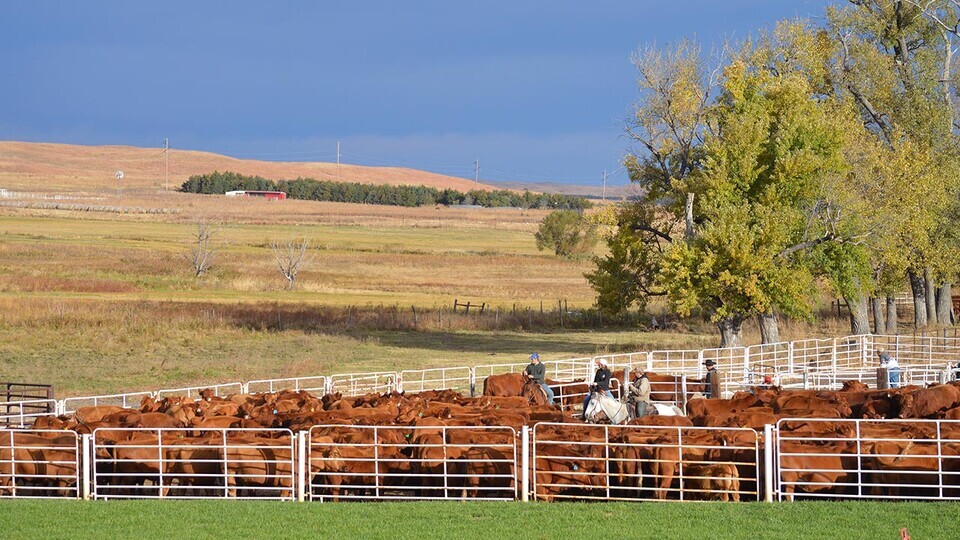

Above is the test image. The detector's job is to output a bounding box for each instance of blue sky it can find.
[1,1,833,187]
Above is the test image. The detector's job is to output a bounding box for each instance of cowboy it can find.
[581,359,614,418]
[703,359,720,398]
[877,348,901,389]
[524,353,555,405]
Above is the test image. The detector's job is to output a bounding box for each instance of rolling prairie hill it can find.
[0,140,497,194]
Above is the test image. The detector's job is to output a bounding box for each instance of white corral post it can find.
[763,424,774,502]
[81,433,93,500]
[297,431,307,502]
[787,341,794,374]
[521,426,530,502]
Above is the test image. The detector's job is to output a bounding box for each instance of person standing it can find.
[628,372,652,418]
[703,359,720,399]
[877,348,901,389]
[524,353,555,405]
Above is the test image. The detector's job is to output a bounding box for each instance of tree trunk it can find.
[938,282,954,326]
[844,276,870,335]
[924,267,938,324]
[717,316,745,349]
[757,312,780,344]
[885,295,898,335]
[871,297,885,335]
[909,270,928,328]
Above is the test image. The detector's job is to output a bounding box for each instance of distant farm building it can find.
[225,190,287,200]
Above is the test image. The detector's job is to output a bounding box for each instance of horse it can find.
[583,392,630,425]
[521,379,549,406]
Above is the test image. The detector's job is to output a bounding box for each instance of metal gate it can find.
[776,418,960,501]
[532,423,759,502]
[0,429,80,498]
[399,367,472,394]
[327,372,397,396]
[92,427,295,500]
[307,425,517,501]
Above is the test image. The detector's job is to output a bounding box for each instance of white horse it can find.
[649,403,684,416]
[583,393,630,424]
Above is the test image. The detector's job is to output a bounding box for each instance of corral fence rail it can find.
[775,418,960,501]
[326,372,398,396]
[44,333,960,416]
[306,424,518,501]
[398,366,472,395]
[60,391,156,415]
[531,422,759,502]
[0,429,80,498]
[245,376,327,395]
[2,383,55,427]
[91,427,295,500]
[154,382,244,400]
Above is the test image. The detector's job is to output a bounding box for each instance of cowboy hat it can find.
[876,347,886,355]
[703,359,717,367]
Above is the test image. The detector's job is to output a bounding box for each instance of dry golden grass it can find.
[0,140,497,193]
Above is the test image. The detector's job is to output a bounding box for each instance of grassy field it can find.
[0,500,954,539]
[0,166,856,395]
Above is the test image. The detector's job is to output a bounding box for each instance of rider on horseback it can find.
[524,353,555,405]
[581,359,614,419]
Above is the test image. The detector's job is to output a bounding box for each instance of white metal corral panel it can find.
[0,429,80,498]
[532,422,758,502]
[308,424,517,501]
[92,427,295,500]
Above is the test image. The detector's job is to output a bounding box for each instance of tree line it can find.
[589,2,960,347]
[180,171,592,210]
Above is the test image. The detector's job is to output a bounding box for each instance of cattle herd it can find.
[3,369,960,502]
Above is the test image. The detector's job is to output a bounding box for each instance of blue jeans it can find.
[539,382,555,404]
[888,368,901,389]
[582,390,614,411]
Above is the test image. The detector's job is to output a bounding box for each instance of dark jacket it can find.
[592,367,612,391]
[525,362,546,383]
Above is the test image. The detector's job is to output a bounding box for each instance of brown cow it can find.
[683,462,741,501]
[482,373,524,397]
[0,432,78,497]
[897,384,960,419]
[778,440,857,500]
[224,435,294,498]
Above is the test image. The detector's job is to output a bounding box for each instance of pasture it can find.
[0,500,953,539]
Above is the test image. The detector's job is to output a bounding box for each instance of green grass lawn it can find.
[0,500,955,539]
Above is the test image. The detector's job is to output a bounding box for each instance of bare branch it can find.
[271,237,311,290]
[185,220,217,277]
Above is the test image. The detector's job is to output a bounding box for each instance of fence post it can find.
[787,341,795,374]
[521,426,530,502]
[646,352,654,373]
[831,339,838,371]
[82,433,93,500]
[680,374,688,410]
[469,368,477,397]
[297,431,307,502]
[763,424,774,502]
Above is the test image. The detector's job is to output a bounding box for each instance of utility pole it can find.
[337,141,341,182]
[163,138,169,191]
[473,160,480,186]
[602,170,607,201]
